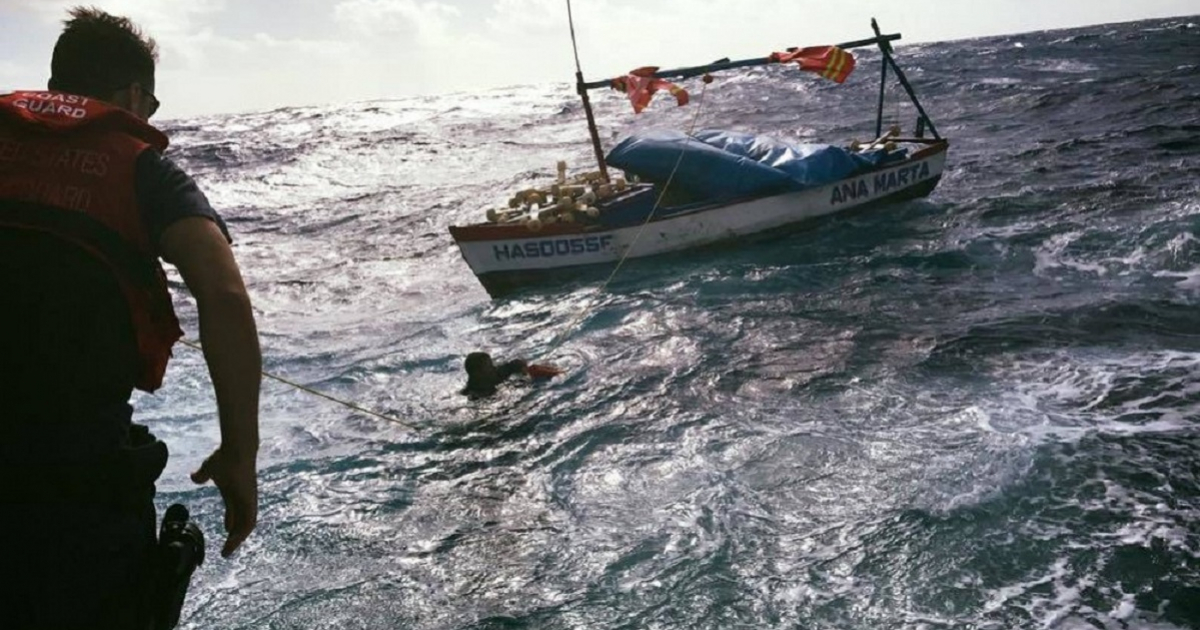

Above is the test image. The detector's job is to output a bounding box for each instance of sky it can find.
[1,0,1198,118]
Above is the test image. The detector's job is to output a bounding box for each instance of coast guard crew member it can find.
[0,7,261,628]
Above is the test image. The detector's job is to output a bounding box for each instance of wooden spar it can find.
[576,70,610,182]
[872,18,942,140]
[875,31,889,138]
[567,0,610,182]
[881,53,941,139]
[565,15,940,180]
[578,33,902,90]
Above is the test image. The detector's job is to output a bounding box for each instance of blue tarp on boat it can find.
[605,129,903,200]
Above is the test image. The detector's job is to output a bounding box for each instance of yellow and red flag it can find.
[611,66,690,114]
[769,46,856,83]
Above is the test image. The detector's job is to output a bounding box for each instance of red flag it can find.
[611,66,690,114]
[770,46,856,83]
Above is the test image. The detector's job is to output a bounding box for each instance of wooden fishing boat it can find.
[449,18,949,297]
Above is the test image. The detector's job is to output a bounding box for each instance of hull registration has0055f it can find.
[448,18,950,298]
[492,235,615,261]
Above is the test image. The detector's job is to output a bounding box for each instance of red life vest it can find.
[0,90,183,392]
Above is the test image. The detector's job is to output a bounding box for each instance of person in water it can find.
[461,352,561,396]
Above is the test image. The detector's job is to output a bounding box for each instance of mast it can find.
[562,13,941,180]
[871,18,941,140]
[566,0,610,182]
[874,30,889,138]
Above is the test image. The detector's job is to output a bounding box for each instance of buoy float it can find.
[526,363,564,379]
[486,159,626,224]
[487,208,527,223]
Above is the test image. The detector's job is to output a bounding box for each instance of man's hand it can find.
[161,216,262,559]
[192,447,258,557]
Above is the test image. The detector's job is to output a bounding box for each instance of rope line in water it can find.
[175,6,710,427]
[541,81,712,360]
[177,338,419,431]
[180,76,710,428]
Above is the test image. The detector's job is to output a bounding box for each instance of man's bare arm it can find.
[160,216,261,557]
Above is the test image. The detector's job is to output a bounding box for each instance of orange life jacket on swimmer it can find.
[0,90,182,392]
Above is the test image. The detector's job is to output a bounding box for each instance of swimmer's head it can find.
[464,352,496,377]
[463,352,501,394]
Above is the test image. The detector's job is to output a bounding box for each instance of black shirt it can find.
[137,151,231,247]
[1,150,227,432]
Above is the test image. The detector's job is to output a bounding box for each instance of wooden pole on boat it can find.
[875,34,889,139]
[576,74,610,183]
[566,0,610,182]
[872,18,942,140]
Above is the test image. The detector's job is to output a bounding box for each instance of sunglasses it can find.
[140,84,160,118]
[123,82,159,118]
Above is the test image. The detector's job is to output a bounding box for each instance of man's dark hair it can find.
[48,6,158,98]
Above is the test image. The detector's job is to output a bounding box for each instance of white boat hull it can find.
[450,142,948,296]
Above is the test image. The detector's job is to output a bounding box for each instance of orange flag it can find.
[611,66,690,113]
[769,46,856,83]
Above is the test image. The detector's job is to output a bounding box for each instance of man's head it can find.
[48,6,160,120]
[464,352,498,381]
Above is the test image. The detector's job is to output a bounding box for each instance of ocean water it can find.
[141,16,1199,629]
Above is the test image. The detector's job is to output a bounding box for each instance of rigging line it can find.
[177,338,419,431]
[566,0,584,75]
[892,77,902,132]
[541,80,711,359]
